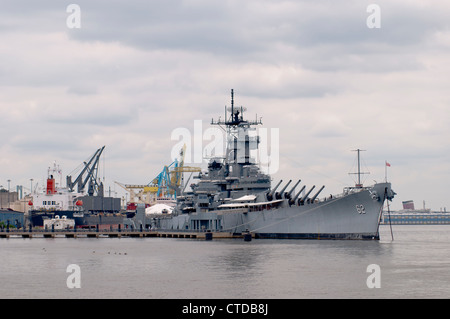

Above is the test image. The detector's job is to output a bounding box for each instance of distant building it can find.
[0,191,18,209]
[382,199,449,225]
[0,209,24,229]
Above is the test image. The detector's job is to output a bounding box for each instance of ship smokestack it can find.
[46,175,56,195]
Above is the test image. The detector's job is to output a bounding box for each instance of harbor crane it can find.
[152,144,201,198]
[66,146,105,196]
[115,145,201,206]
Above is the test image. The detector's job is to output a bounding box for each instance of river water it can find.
[0,225,449,299]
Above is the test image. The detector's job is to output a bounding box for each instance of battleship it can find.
[151,90,396,239]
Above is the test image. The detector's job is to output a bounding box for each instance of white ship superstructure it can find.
[31,162,83,212]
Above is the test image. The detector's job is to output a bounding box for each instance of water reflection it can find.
[1,226,449,298]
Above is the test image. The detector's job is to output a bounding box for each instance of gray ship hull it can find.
[151,91,396,240]
[249,185,385,240]
[154,183,392,240]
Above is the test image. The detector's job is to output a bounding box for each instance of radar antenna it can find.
[211,89,262,127]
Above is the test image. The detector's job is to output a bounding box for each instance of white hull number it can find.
[356,204,366,214]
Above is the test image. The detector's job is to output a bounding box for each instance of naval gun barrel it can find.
[285,180,301,199]
[267,180,283,201]
[276,180,292,199]
[289,185,305,205]
[299,185,316,204]
[310,185,325,203]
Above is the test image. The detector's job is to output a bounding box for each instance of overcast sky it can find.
[1,0,449,210]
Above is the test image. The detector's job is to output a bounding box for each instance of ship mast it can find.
[211,89,262,165]
[349,149,369,188]
[211,89,262,127]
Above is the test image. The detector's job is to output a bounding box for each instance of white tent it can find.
[145,204,173,215]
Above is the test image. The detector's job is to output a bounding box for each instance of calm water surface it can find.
[0,225,449,299]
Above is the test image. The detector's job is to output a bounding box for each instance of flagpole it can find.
[385,161,391,182]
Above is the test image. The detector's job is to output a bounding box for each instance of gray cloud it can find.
[1,0,450,210]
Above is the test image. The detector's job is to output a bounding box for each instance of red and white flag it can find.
[385,161,391,167]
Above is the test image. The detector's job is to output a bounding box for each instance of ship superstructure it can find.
[151,90,396,239]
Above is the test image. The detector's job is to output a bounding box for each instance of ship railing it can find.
[314,186,366,203]
[339,186,367,197]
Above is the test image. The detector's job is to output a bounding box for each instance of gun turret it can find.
[289,185,305,205]
[276,180,292,199]
[285,180,301,199]
[266,180,283,201]
[299,185,315,205]
[310,185,325,203]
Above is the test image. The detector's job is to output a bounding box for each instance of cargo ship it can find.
[150,90,396,239]
[29,147,123,229]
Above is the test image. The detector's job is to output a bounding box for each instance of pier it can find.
[0,229,253,240]
[0,229,158,239]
